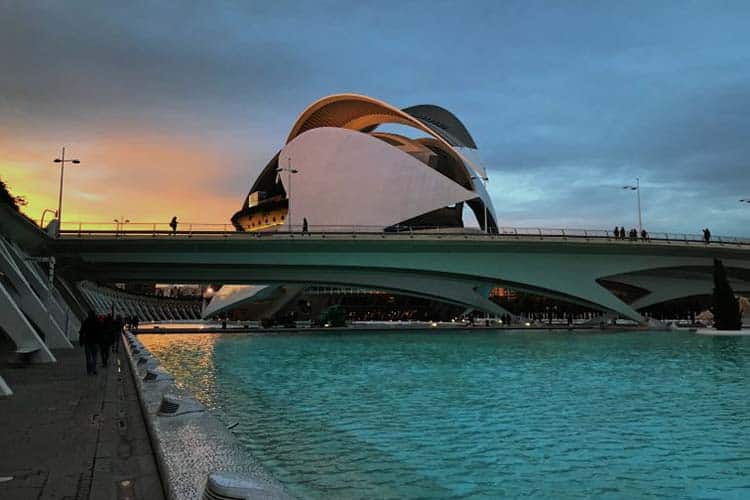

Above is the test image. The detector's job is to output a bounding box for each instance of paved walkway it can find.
[0,343,164,499]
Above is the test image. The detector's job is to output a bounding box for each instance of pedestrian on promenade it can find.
[169,216,178,235]
[79,312,100,375]
[641,229,648,241]
[613,226,620,239]
[703,227,711,243]
[112,315,124,353]
[619,226,626,240]
[302,217,309,235]
[99,314,114,367]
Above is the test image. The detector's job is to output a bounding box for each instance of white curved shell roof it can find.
[279,127,479,229]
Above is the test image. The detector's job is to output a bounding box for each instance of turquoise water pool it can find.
[141,330,750,499]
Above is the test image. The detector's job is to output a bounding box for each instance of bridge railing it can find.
[55,222,750,246]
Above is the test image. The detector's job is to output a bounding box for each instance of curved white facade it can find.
[232,93,497,233]
[279,127,478,229]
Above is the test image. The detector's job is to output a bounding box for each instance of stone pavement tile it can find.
[41,470,86,499]
[132,473,164,499]
[0,468,47,488]
[0,486,43,500]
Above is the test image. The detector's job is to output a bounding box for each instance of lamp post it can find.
[623,178,642,233]
[276,157,299,232]
[52,147,80,237]
[114,217,130,235]
[40,208,57,228]
[201,285,214,318]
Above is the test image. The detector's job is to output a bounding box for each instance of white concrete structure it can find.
[78,281,201,321]
[232,93,497,233]
[278,127,479,230]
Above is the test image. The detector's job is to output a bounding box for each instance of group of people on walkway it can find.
[78,312,126,375]
[613,226,649,241]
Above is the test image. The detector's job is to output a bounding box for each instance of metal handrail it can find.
[52,221,750,246]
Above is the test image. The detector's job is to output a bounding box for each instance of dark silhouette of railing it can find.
[54,221,750,246]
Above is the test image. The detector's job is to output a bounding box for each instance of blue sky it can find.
[2,1,749,234]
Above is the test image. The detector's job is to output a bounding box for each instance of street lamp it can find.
[201,285,215,317]
[113,217,130,235]
[471,175,490,234]
[623,178,643,232]
[52,147,80,237]
[276,157,299,232]
[40,208,57,228]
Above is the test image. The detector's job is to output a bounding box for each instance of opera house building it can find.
[231,94,497,233]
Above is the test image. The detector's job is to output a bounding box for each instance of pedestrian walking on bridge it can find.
[169,216,178,235]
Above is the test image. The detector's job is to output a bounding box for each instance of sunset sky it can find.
[2,1,750,235]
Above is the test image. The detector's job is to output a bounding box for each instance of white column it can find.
[0,375,12,397]
[0,239,72,348]
[0,282,56,362]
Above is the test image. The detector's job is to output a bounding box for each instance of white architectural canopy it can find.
[232,93,497,233]
[278,127,479,230]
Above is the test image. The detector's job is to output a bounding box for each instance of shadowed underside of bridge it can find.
[52,236,750,323]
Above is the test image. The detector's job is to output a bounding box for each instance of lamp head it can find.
[72,159,80,164]
[54,159,61,163]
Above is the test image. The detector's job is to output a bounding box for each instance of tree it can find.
[712,258,742,330]
[0,178,21,211]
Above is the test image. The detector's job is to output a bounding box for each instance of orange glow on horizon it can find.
[1,131,251,228]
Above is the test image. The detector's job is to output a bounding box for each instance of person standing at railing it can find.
[302,217,309,235]
[613,226,620,239]
[641,229,649,241]
[169,216,178,235]
[703,228,711,243]
[619,226,626,240]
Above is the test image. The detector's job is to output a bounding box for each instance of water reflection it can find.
[139,334,222,409]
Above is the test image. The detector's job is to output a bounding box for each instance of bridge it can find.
[52,224,750,323]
